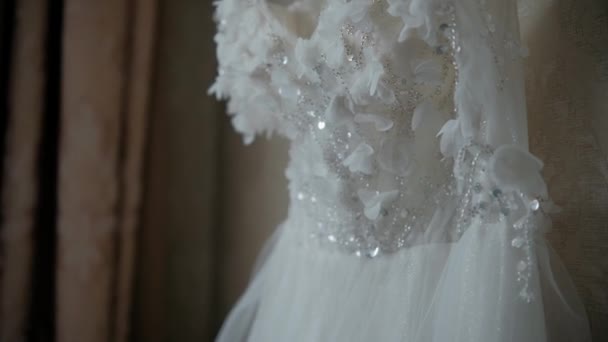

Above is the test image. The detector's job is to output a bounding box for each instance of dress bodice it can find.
[211,0,555,302]
[211,0,547,259]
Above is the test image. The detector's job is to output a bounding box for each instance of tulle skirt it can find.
[217,208,590,342]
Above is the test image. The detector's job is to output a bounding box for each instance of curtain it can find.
[0,0,156,341]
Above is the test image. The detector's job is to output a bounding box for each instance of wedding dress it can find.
[210,0,593,340]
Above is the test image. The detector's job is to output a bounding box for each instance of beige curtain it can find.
[57,0,157,341]
[1,0,156,341]
[1,0,47,340]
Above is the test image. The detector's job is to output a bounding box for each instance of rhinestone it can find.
[317,121,326,130]
[519,288,535,303]
[328,235,337,242]
[517,260,527,272]
[297,192,305,200]
[367,246,380,258]
[529,199,540,211]
[511,236,524,248]
[281,55,289,65]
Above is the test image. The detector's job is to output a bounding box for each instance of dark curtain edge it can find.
[27,0,63,341]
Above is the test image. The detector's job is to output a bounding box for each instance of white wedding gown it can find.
[210,0,593,341]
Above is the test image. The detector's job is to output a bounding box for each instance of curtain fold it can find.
[1,0,47,340]
[57,0,156,341]
[0,1,156,341]
[56,1,129,340]
[112,1,157,341]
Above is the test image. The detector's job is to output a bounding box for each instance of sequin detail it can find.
[210,0,552,302]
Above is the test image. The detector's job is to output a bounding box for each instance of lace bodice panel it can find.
[211,0,461,256]
[211,0,549,269]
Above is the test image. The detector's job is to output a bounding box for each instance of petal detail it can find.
[343,143,375,174]
[488,145,548,198]
[354,114,394,131]
[326,94,355,125]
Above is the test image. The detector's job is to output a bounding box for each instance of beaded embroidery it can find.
[211,0,551,302]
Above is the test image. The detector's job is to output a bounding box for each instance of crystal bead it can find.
[511,236,524,248]
[529,199,540,211]
[367,246,380,258]
[517,260,528,272]
[519,288,535,303]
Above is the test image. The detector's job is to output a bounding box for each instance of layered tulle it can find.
[217,208,590,342]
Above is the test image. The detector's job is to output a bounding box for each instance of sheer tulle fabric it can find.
[218,210,589,341]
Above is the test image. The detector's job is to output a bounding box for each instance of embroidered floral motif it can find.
[211,0,553,303]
